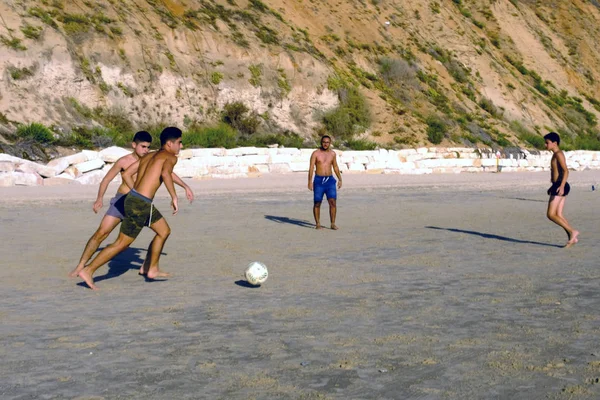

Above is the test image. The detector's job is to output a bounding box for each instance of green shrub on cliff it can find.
[323,84,371,139]
[184,123,237,148]
[16,123,56,144]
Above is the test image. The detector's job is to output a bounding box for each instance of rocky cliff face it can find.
[1,0,600,149]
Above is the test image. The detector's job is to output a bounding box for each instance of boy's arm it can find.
[557,152,569,194]
[161,156,179,214]
[93,158,125,213]
[172,172,194,203]
[308,151,316,191]
[122,160,140,190]
[333,153,342,189]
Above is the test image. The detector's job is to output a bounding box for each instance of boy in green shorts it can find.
[71,129,193,281]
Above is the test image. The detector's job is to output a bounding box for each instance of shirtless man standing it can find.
[68,131,193,278]
[544,131,579,247]
[77,127,184,290]
[308,135,343,230]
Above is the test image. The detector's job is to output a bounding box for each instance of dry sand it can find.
[1,170,600,399]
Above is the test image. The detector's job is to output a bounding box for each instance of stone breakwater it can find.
[1,146,599,187]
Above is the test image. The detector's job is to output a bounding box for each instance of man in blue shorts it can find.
[308,135,343,230]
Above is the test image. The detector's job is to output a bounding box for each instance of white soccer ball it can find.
[245,261,268,286]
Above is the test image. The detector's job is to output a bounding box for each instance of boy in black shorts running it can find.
[544,131,579,247]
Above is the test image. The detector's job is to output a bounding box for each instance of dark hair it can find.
[160,127,182,146]
[133,131,152,144]
[543,131,560,145]
[321,135,331,142]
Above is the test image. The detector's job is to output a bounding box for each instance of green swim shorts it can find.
[120,190,163,239]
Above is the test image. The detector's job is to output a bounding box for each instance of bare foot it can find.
[147,269,171,279]
[78,268,98,290]
[565,231,579,248]
[68,265,84,278]
[315,224,323,230]
[331,224,339,230]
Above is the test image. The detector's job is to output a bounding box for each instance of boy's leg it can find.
[556,196,579,246]
[328,198,338,230]
[69,215,121,277]
[547,196,578,246]
[143,218,172,279]
[78,233,135,290]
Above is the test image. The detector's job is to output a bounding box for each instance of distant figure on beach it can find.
[69,131,193,278]
[308,135,342,230]
[77,127,185,290]
[544,131,579,247]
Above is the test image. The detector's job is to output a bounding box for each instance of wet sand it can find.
[1,170,600,399]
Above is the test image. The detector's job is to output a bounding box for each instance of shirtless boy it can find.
[544,131,579,247]
[308,135,343,230]
[69,131,193,278]
[78,127,184,290]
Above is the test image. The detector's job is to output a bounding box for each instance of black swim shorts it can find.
[547,182,570,197]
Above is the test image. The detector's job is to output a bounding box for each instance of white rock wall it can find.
[0,146,599,187]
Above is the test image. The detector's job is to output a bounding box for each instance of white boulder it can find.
[0,161,15,172]
[99,147,131,163]
[14,171,43,186]
[75,158,105,174]
[76,170,106,185]
[0,172,15,186]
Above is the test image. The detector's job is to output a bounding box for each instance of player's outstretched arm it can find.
[122,160,140,190]
[161,156,179,214]
[172,173,194,203]
[93,157,126,213]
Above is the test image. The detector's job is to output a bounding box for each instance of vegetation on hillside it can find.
[0,0,599,151]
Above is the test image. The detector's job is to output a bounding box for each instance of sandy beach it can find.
[1,170,600,399]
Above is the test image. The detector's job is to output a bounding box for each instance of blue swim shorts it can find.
[105,192,127,220]
[313,175,337,202]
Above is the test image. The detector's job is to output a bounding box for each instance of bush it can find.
[378,57,417,86]
[510,120,545,149]
[573,131,600,150]
[56,126,125,148]
[256,25,279,44]
[21,24,43,39]
[210,71,224,85]
[222,102,261,136]
[426,115,446,144]
[0,35,26,51]
[322,86,371,138]
[345,138,377,150]
[8,66,34,80]
[183,123,237,148]
[94,107,134,135]
[16,123,55,143]
[239,131,305,148]
[478,97,502,118]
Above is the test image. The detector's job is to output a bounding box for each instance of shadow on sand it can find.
[265,215,314,229]
[425,226,563,248]
[500,196,547,203]
[77,247,168,288]
[234,280,262,289]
